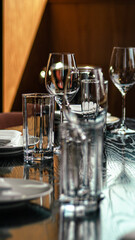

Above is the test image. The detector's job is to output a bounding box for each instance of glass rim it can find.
[78,65,102,71]
[49,52,75,56]
[22,93,55,99]
[113,46,135,50]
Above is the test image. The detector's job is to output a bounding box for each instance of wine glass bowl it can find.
[64,66,108,127]
[45,53,78,122]
[109,47,135,134]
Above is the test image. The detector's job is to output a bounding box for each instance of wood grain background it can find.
[3,0,135,118]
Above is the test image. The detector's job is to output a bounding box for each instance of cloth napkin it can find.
[0,130,22,148]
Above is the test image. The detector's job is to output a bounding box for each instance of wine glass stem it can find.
[60,107,64,123]
[121,94,126,127]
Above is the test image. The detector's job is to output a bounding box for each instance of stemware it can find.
[45,53,79,123]
[109,47,135,134]
[64,66,108,128]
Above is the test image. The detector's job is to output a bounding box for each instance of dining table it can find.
[1,118,135,240]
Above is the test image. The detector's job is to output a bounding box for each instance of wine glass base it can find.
[111,126,135,135]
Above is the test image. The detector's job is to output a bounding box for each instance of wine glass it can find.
[109,47,135,134]
[45,53,79,153]
[64,66,108,128]
[45,53,78,123]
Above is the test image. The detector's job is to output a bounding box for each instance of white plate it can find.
[0,130,23,155]
[0,130,22,147]
[0,144,23,156]
[0,178,53,204]
[0,145,23,155]
[106,115,120,126]
[0,136,40,156]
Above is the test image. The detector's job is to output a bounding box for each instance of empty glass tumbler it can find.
[59,121,104,216]
[22,93,55,162]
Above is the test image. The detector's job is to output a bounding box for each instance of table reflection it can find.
[102,120,135,240]
[59,205,100,240]
[104,131,135,188]
[1,120,135,239]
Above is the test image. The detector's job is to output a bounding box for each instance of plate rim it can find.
[0,178,53,204]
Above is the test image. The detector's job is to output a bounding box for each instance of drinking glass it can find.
[59,121,104,215]
[109,47,135,134]
[63,66,108,204]
[64,66,108,128]
[22,93,55,162]
[45,53,78,123]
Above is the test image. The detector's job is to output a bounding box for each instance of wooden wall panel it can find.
[3,0,47,112]
[8,0,135,118]
[11,3,50,111]
[45,0,135,118]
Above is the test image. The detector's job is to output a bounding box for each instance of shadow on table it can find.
[0,202,51,239]
[0,152,24,167]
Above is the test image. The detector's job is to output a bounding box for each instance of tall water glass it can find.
[59,121,104,216]
[22,93,55,162]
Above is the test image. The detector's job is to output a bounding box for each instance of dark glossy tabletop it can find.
[1,119,135,240]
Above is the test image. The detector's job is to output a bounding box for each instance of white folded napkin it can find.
[0,130,22,148]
